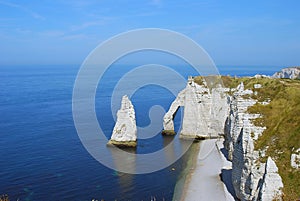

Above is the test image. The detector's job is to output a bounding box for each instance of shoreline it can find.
[172,142,201,201]
[173,138,236,201]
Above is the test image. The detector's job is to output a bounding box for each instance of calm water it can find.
[0,64,278,201]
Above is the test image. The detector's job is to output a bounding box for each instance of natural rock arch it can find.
[162,77,229,139]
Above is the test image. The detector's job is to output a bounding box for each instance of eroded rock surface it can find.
[224,82,283,201]
[224,82,260,161]
[108,95,137,147]
[163,77,229,138]
[163,77,284,200]
[272,67,300,79]
[259,157,284,201]
[291,148,300,169]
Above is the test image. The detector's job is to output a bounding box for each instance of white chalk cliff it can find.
[224,82,264,161]
[272,67,300,79]
[108,95,137,147]
[224,83,284,201]
[260,157,284,201]
[162,77,229,138]
[165,77,284,200]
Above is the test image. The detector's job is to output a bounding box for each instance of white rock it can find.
[260,157,284,201]
[167,78,285,200]
[163,77,229,138]
[254,74,262,78]
[180,79,211,137]
[209,87,230,135]
[254,84,262,89]
[260,101,269,105]
[223,82,284,201]
[254,74,270,79]
[231,125,264,201]
[272,67,300,79]
[109,95,137,145]
[224,82,259,160]
[163,77,285,200]
[237,81,245,91]
[162,90,185,132]
[291,148,300,169]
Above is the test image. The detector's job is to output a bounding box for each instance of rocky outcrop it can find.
[162,83,187,135]
[162,77,229,139]
[291,148,300,169]
[259,157,284,201]
[108,95,137,147]
[272,67,300,79]
[231,127,265,201]
[224,82,261,161]
[232,133,284,201]
[254,74,270,79]
[224,82,284,201]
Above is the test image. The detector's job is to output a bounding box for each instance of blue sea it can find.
[0,63,279,201]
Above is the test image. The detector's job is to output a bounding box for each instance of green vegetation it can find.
[220,76,300,200]
[194,75,225,90]
[193,76,205,86]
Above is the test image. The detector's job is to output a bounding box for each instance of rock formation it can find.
[232,132,284,201]
[224,82,284,201]
[163,77,285,200]
[259,157,284,201]
[162,76,229,139]
[291,148,300,169]
[224,82,264,161]
[272,67,300,79]
[108,95,137,147]
[231,126,265,201]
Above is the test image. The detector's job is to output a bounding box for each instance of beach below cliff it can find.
[173,139,236,201]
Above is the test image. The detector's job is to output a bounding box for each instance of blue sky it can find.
[0,0,300,66]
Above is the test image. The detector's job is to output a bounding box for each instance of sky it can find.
[0,0,300,67]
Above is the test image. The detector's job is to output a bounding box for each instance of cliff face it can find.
[224,83,283,201]
[260,157,284,201]
[108,95,137,147]
[163,77,229,138]
[224,83,265,160]
[272,67,300,79]
[165,77,285,200]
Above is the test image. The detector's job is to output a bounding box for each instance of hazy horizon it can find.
[1,0,300,68]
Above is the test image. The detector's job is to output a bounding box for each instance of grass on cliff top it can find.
[217,76,300,200]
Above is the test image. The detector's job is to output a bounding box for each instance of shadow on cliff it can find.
[220,169,238,200]
[219,142,238,200]
[220,147,230,161]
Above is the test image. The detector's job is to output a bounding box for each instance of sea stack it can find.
[108,95,137,147]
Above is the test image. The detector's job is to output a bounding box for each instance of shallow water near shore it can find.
[172,141,201,201]
[0,64,277,200]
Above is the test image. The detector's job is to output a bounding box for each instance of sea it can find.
[0,63,280,201]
